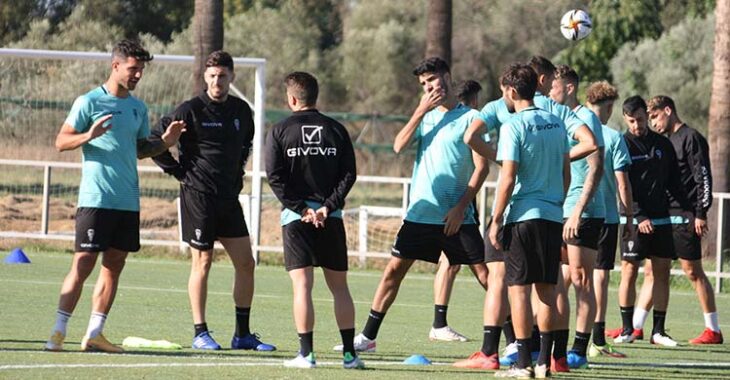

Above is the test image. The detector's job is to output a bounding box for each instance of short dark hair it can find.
[500,63,537,101]
[622,95,647,117]
[206,50,234,71]
[112,39,153,62]
[585,81,619,104]
[456,80,482,104]
[284,71,319,106]
[554,64,579,85]
[647,95,677,113]
[412,57,450,76]
[528,55,555,78]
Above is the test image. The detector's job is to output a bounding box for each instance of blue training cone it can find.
[4,248,30,264]
[403,354,431,365]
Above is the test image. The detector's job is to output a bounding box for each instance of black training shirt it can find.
[667,124,713,219]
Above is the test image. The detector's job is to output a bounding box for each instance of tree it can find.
[192,0,223,95]
[708,0,730,258]
[425,0,451,64]
[555,0,663,83]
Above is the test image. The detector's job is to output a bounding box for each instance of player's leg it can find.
[323,268,365,369]
[632,260,653,336]
[187,247,220,349]
[284,266,317,368]
[430,253,467,342]
[566,244,598,368]
[648,256,675,346]
[590,224,625,357]
[551,248,571,372]
[362,255,414,341]
[613,224,642,343]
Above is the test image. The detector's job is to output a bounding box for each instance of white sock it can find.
[85,312,107,338]
[633,308,649,330]
[52,310,72,336]
[704,312,721,332]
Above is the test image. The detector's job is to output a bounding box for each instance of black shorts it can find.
[503,219,562,286]
[283,219,348,271]
[563,218,604,250]
[180,186,249,250]
[672,222,701,261]
[620,223,676,262]
[74,207,140,252]
[595,224,619,270]
[392,221,485,265]
[485,217,504,263]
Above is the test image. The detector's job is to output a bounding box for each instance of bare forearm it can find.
[493,177,515,221]
[572,152,603,215]
[137,138,170,159]
[55,132,91,152]
[393,108,427,153]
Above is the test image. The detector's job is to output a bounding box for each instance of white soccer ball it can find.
[560,9,592,41]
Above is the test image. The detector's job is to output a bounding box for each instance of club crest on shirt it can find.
[655,149,662,159]
[133,108,139,121]
[234,119,240,131]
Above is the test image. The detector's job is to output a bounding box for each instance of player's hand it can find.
[694,217,707,237]
[162,120,186,148]
[489,217,503,251]
[623,220,635,238]
[563,213,581,241]
[313,206,328,229]
[86,114,113,141]
[301,208,317,224]
[637,219,654,234]
[417,87,445,114]
[443,205,465,236]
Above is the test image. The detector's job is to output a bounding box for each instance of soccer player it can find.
[583,81,633,358]
[265,71,363,369]
[430,79,483,343]
[647,95,722,344]
[45,39,184,352]
[490,63,570,379]
[612,96,691,347]
[342,57,489,353]
[458,56,597,372]
[549,65,606,369]
[151,51,275,351]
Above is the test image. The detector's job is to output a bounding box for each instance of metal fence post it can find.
[716,199,725,293]
[41,165,51,235]
[359,207,368,268]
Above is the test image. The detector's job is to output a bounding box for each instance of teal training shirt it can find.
[281,201,343,226]
[600,125,632,224]
[405,104,484,225]
[563,105,606,218]
[496,106,569,224]
[65,85,150,212]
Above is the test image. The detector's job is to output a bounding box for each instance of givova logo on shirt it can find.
[287,125,337,157]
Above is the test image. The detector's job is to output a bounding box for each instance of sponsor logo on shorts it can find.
[87,228,95,242]
[79,243,100,249]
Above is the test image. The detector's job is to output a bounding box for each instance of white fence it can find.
[1,158,729,293]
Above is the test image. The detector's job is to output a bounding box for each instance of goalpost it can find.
[0,48,267,257]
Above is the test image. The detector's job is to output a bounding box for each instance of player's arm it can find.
[563,153,571,196]
[615,169,634,235]
[137,119,185,159]
[464,118,497,162]
[393,87,442,153]
[264,128,308,214]
[564,148,604,239]
[490,160,517,250]
[443,150,490,236]
[687,134,713,235]
[322,128,357,215]
[569,124,598,161]
[54,114,112,152]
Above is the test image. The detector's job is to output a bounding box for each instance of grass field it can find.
[1,250,729,379]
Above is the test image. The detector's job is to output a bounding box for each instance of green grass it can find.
[1,250,730,379]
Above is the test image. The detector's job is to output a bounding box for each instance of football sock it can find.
[362,309,385,340]
[53,310,71,336]
[194,323,208,338]
[503,315,516,345]
[298,331,313,357]
[552,329,569,360]
[516,338,531,369]
[571,331,591,356]
[652,310,667,335]
[433,304,448,329]
[704,312,720,332]
[633,307,649,330]
[530,325,541,352]
[340,328,356,357]
[481,325,501,356]
[235,306,251,337]
[537,331,553,366]
[620,306,634,334]
[85,312,106,339]
[592,321,607,346]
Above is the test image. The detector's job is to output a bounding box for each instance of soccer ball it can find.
[560,9,592,41]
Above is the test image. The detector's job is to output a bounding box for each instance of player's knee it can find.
[683,265,705,283]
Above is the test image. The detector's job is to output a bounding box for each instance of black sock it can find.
[620,306,635,335]
[530,325,541,352]
[235,307,251,337]
[340,328,356,357]
[516,338,532,369]
[571,331,591,356]
[503,315,516,344]
[593,321,607,346]
[652,310,667,335]
[481,325,502,356]
[194,322,208,337]
[552,329,569,360]
[298,331,313,356]
[362,309,386,340]
[433,304,448,329]
[537,331,553,366]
